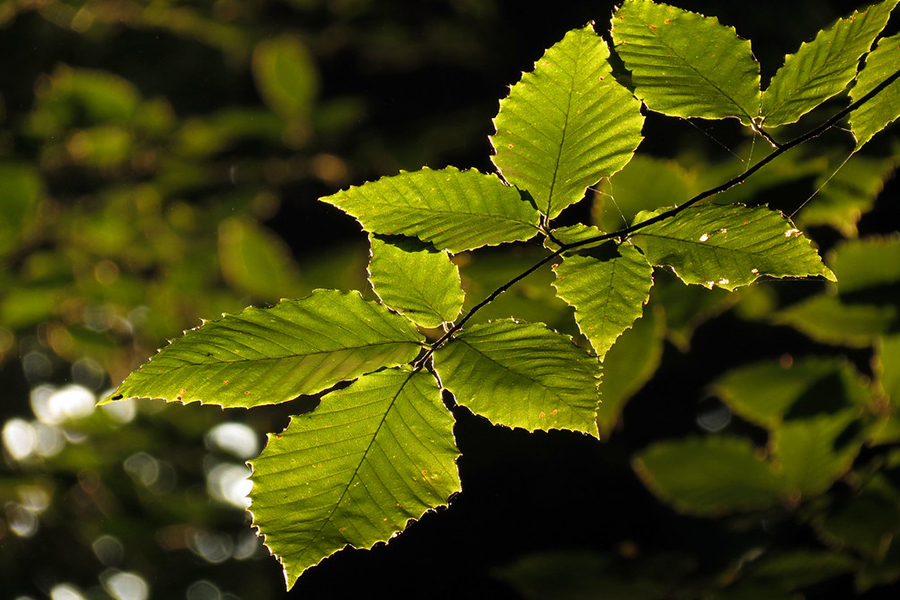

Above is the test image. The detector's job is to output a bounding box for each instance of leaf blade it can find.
[632,204,835,290]
[250,368,460,587]
[108,290,424,408]
[851,31,900,148]
[491,26,644,219]
[320,167,540,253]
[434,319,601,437]
[548,226,654,359]
[761,0,898,127]
[368,235,465,329]
[612,0,761,123]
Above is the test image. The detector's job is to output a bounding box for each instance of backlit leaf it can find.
[368,235,465,329]
[253,35,319,120]
[612,0,760,124]
[548,225,654,359]
[711,357,873,429]
[218,216,303,302]
[829,236,900,296]
[250,368,460,586]
[632,204,835,290]
[434,319,601,436]
[634,436,785,515]
[761,0,898,127]
[320,167,540,253]
[595,305,665,439]
[772,293,897,347]
[491,25,644,219]
[772,410,863,498]
[107,290,424,408]
[850,31,900,148]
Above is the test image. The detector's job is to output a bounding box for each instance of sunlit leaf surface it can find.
[632,204,835,290]
[851,31,900,148]
[250,368,460,586]
[368,235,465,329]
[548,225,653,359]
[491,25,644,219]
[108,290,424,408]
[434,319,601,436]
[612,0,760,123]
[761,0,898,127]
[320,167,540,253]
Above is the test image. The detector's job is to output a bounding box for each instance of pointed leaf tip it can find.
[111,290,424,408]
[250,368,460,586]
[491,25,644,219]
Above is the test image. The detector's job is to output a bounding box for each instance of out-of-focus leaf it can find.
[632,204,835,290]
[66,126,133,168]
[107,290,424,408]
[711,357,873,429]
[772,410,863,497]
[368,235,464,329]
[0,163,41,256]
[596,305,665,439]
[653,273,736,350]
[634,436,785,515]
[850,31,900,149]
[772,293,897,347]
[612,0,760,124]
[743,550,858,591]
[217,217,303,302]
[795,152,899,237]
[491,25,644,219]
[761,0,898,127]
[548,226,654,359]
[814,474,900,557]
[497,551,670,600]
[876,334,900,403]
[250,368,459,587]
[829,236,900,296]
[594,155,694,233]
[434,319,601,436]
[320,167,540,253]
[253,35,319,121]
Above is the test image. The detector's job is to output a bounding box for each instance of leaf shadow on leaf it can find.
[371,233,441,255]
[783,371,851,421]
[565,240,621,261]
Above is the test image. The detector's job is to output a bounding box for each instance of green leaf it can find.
[368,235,465,329]
[829,236,900,296]
[320,167,540,253]
[761,0,898,127]
[711,357,873,429]
[772,293,897,347]
[253,35,319,121]
[594,155,694,233]
[744,551,858,591]
[250,368,460,587]
[595,305,665,439]
[548,225,654,359]
[633,436,785,515]
[632,204,835,290]
[218,217,303,302]
[433,319,601,436]
[795,152,899,237]
[491,25,644,219]
[612,0,760,124]
[107,290,424,408]
[0,163,41,257]
[772,410,863,498]
[851,31,900,148]
[814,474,900,557]
[876,334,900,403]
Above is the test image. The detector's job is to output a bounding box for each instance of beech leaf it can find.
[250,368,460,586]
[107,290,424,408]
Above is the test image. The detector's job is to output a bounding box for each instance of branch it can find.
[415,67,900,367]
